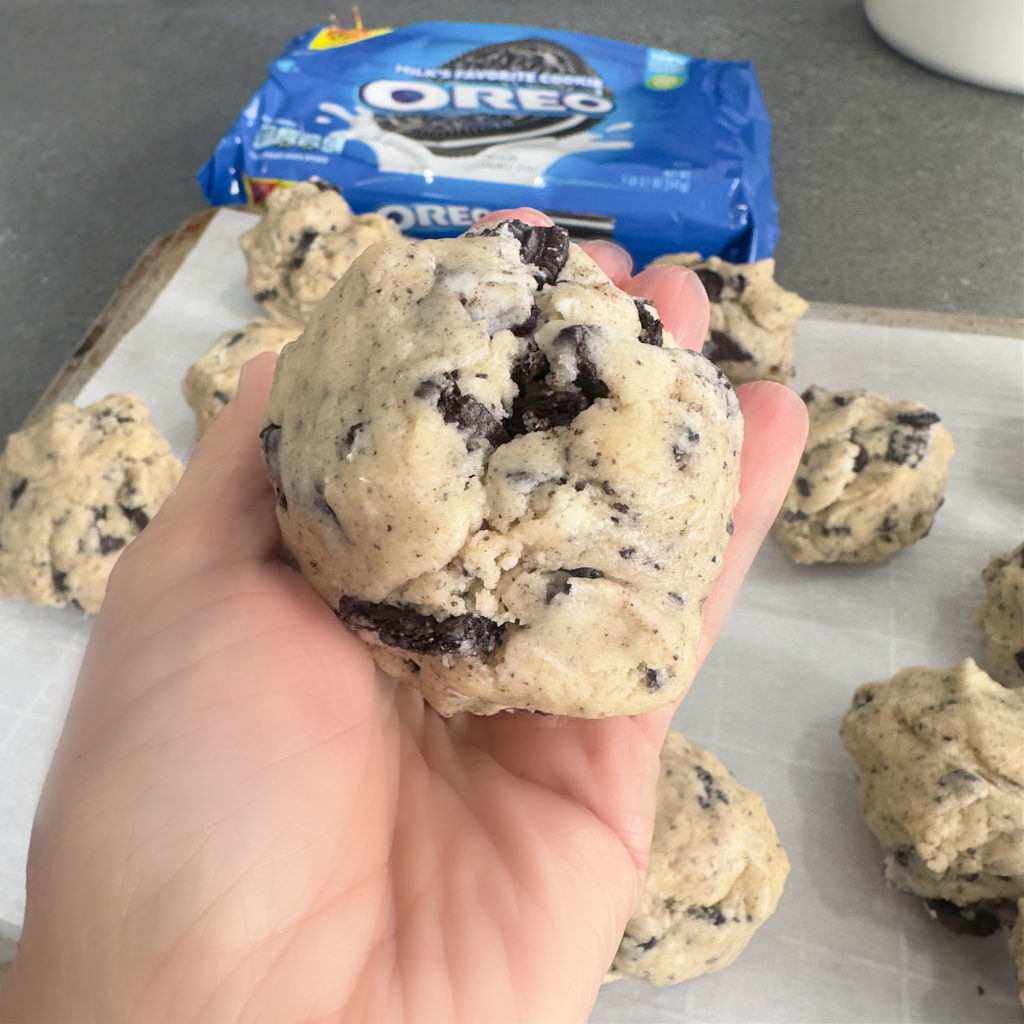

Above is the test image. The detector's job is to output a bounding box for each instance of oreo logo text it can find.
[377,203,491,230]
[360,80,614,117]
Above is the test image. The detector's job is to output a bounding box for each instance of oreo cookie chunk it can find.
[183,316,303,437]
[648,253,807,386]
[372,37,612,156]
[975,540,1024,688]
[607,731,789,987]
[773,385,954,564]
[262,218,742,717]
[840,660,1024,911]
[241,179,402,323]
[0,394,182,613]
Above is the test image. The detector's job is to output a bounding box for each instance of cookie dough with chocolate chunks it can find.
[774,385,954,564]
[262,219,742,717]
[183,316,303,437]
[648,253,807,386]
[608,730,789,986]
[975,540,1024,688]
[840,659,1024,910]
[241,179,402,323]
[0,394,182,613]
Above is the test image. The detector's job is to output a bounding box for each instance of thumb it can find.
[116,351,282,582]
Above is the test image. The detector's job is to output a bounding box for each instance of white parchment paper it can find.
[1,209,1021,1020]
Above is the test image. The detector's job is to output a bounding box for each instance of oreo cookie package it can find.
[199,22,779,266]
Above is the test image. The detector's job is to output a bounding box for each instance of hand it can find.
[0,211,808,1023]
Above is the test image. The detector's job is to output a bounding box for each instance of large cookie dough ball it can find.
[183,316,303,437]
[975,541,1024,687]
[648,253,807,386]
[0,394,182,613]
[262,220,742,717]
[609,731,790,986]
[774,385,954,564]
[241,180,402,323]
[840,659,1024,908]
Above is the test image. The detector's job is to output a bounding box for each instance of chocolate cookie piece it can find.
[182,316,303,436]
[647,253,807,386]
[608,731,789,986]
[924,897,1008,938]
[0,394,182,613]
[975,540,1024,688]
[372,37,612,156]
[840,659,1024,910]
[241,179,402,322]
[774,385,954,564]
[262,219,742,717]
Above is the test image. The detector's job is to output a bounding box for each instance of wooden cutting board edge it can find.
[23,210,218,429]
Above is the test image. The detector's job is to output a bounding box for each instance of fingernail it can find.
[629,265,711,351]
[237,358,255,397]
[237,352,276,401]
[476,206,554,227]
[675,268,712,349]
[584,240,633,279]
[679,265,711,303]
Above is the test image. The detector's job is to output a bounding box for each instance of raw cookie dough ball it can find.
[839,659,1024,909]
[609,731,790,986]
[262,220,742,717]
[0,394,182,613]
[647,253,807,386]
[241,179,402,322]
[774,386,954,564]
[975,541,1024,687]
[183,316,303,436]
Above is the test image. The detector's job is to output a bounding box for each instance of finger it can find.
[474,211,708,350]
[477,210,636,286]
[696,380,808,664]
[637,379,808,744]
[124,351,281,575]
[579,239,633,286]
[475,206,554,227]
[622,265,711,351]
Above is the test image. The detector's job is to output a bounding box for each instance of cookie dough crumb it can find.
[183,316,303,436]
[241,179,402,322]
[975,541,1024,688]
[839,659,1024,909]
[774,385,954,564]
[608,731,789,986]
[263,219,742,717]
[647,253,807,386]
[0,395,182,613]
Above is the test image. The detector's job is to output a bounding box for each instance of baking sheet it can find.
[1,208,1022,1020]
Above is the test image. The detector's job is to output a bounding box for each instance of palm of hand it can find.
[26,530,660,1021]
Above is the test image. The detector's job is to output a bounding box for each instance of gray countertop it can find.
[3,0,1022,441]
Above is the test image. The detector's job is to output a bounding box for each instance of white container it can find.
[865,0,1024,93]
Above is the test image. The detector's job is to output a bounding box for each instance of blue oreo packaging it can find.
[199,21,779,266]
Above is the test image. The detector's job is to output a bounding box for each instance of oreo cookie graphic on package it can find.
[199,21,780,267]
[371,38,613,155]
